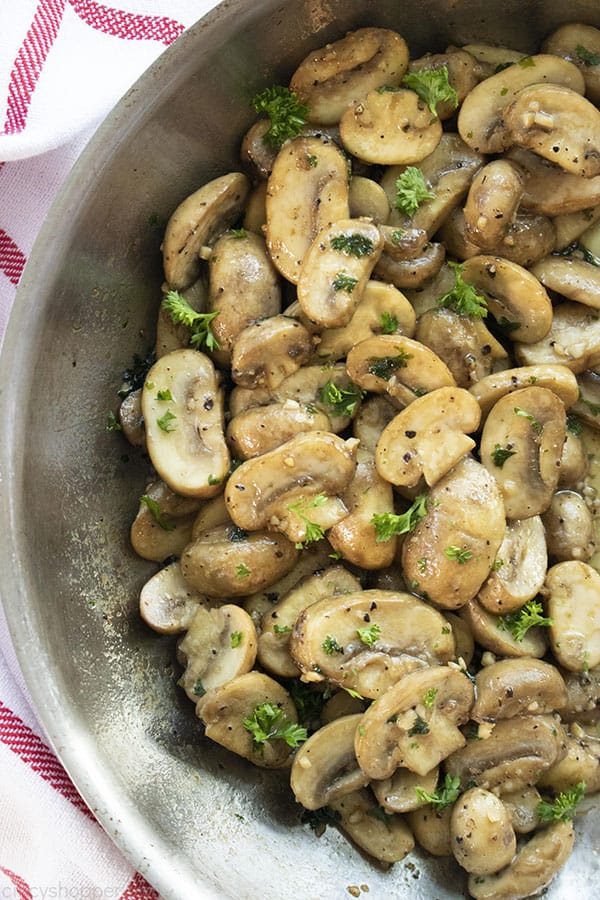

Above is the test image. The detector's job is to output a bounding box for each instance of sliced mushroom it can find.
[371,765,439,814]
[352,394,398,454]
[468,363,579,419]
[329,787,415,864]
[240,119,278,180]
[130,478,201,562]
[243,181,267,233]
[444,715,568,793]
[478,516,548,615]
[457,54,585,155]
[181,524,298,598]
[450,788,516,876]
[139,560,207,634]
[553,204,600,250]
[406,803,453,857]
[479,386,566,519]
[340,88,442,165]
[346,334,456,409]
[290,589,455,700]
[407,51,478,119]
[313,280,416,363]
[558,430,589,488]
[537,732,600,795]
[504,83,600,178]
[508,146,600,215]
[258,565,361,678]
[530,255,600,309]
[156,279,208,359]
[290,714,368,810]
[543,23,600,106]
[162,173,250,290]
[196,671,300,768]
[472,658,568,722]
[446,612,475,668]
[457,43,526,77]
[349,176,390,223]
[190,494,230,539]
[463,159,525,251]
[560,665,600,723]
[231,316,312,389]
[467,821,574,900]
[142,349,230,498]
[458,596,548,660]
[227,400,330,460]
[436,206,483,262]
[177,604,257,702]
[321,690,365,725]
[373,242,446,289]
[404,261,457,317]
[296,218,384,327]
[500,785,542,834]
[460,256,552,344]
[402,457,506,610]
[375,387,481,489]
[118,389,145,447]
[570,369,600,427]
[263,362,361,433]
[354,665,474,778]
[542,490,595,562]
[415,306,507,389]
[289,28,410,125]
[224,430,358,541]
[545,560,600,673]
[265,135,349,283]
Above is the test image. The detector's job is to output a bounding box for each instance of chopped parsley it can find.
[230,631,243,648]
[322,635,344,655]
[514,406,543,434]
[566,414,583,436]
[307,154,318,167]
[368,349,412,380]
[401,66,458,117]
[415,773,461,810]
[496,316,521,334]
[390,228,405,244]
[106,411,122,431]
[577,45,600,66]
[288,494,328,547]
[423,687,438,708]
[229,228,247,239]
[236,563,251,579]
[444,546,472,564]
[301,806,340,836]
[289,679,332,730]
[192,678,206,698]
[367,806,394,829]
[518,56,536,68]
[491,558,504,572]
[380,311,399,334]
[496,598,553,642]
[207,474,222,485]
[228,525,248,542]
[251,85,308,148]
[491,443,517,467]
[139,495,176,531]
[319,380,365,417]
[119,348,156,398]
[332,272,358,293]
[372,494,428,542]
[156,389,173,402]
[330,233,374,257]
[579,393,600,416]
[394,166,434,216]
[356,624,381,647]
[243,702,307,749]
[408,714,430,736]
[156,409,177,432]
[161,291,220,351]
[537,782,586,822]
[437,261,487,318]
[273,623,292,634]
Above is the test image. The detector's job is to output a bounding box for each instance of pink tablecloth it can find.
[0,3,219,897]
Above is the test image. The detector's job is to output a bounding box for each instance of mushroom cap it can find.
[472,658,568,722]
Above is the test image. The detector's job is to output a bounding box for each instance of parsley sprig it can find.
[415,773,461,810]
[491,444,517,467]
[356,624,381,647]
[395,167,434,216]
[372,495,428,542]
[243,702,307,749]
[437,262,487,318]
[140,495,175,531]
[537,782,586,822]
[251,85,308,148]
[496,599,553,642]
[319,380,365,418]
[368,349,412,380]
[402,66,458,117]
[288,493,328,547]
[161,291,220,351]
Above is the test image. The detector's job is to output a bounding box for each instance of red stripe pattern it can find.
[0,701,92,818]
[0,229,27,286]
[3,0,66,135]
[0,868,33,900]
[68,0,185,46]
[119,872,160,900]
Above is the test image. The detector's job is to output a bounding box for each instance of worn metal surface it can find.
[1,0,600,897]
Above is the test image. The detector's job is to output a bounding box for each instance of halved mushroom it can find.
[500,785,543,835]
[450,788,516,876]
[542,490,595,562]
[554,204,600,250]
[349,176,390,223]
[177,603,257,702]
[460,256,553,344]
[570,369,600,427]
[406,803,453,857]
[458,596,548,660]
[258,564,361,678]
[467,821,574,900]
[415,306,507,388]
[329,787,415,864]
[479,386,567,519]
[224,430,358,542]
[558,430,589,488]
[503,83,600,178]
[265,136,350,283]
[444,715,568,793]
[463,159,525,251]
[477,516,548,615]
[227,400,331,460]
[340,89,442,165]
[457,54,585,155]
[446,612,475,668]
[354,665,474,778]
[196,671,301,768]
[130,478,201,562]
[560,666,600,723]
[190,494,230,539]
[156,279,208,359]
[320,690,365,725]
[240,119,278,180]
[472,658,568,722]
[352,394,398,454]
[290,589,455,700]
[468,363,579,419]
[313,280,416,363]
[402,457,506,610]
[537,733,600,795]
[373,242,446,289]
[231,316,312,389]
[209,231,281,361]
[289,28,410,125]
[259,362,361,434]
[290,714,368,810]
[545,560,600,673]
[407,51,478,119]
[375,387,481,489]
[162,173,250,290]
[543,23,600,106]
[371,765,439,814]
[346,334,456,409]
[457,43,526,78]
[142,349,230,499]
[139,560,207,634]
[118,389,145,447]
[181,524,298,597]
[243,182,267,233]
[508,146,600,215]
[436,207,482,262]
[296,218,384,327]
[530,255,600,309]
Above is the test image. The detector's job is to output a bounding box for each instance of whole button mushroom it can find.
[450,787,516,876]
[471,658,568,723]
[477,516,548,615]
[329,788,415,864]
[139,561,207,635]
[541,490,595,562]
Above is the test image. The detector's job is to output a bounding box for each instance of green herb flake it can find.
[319,380,365,417]
[566,414,583,436]
[408,714,430,736]
[156,409,177,433]
[518,56,536,68]
[106,411,122,432]
[228,525,248,543]
[192,678,206,698]
[491,558,504,572]
[401,66,458,117]
[322,635,344,655]
[161,290,220,351]
[390,228,405,245]
[251,85,308,148]
[230,631,243,648]
[140,494,176,532]
[491,443,517,467]
[367,806,394,829]
[394,166,435,216]
[514,406,543,434]
[441,625,451,635]
[229,228,247,239]
[372,494,428,542]
[437,261,487,318]
[243,702,307,749]
[537,782,586,822]
[332,272,359,293]
[344,687,364,700]
[156,389,173,402]
[580,393,600,416]
[496,598,553,642]
[415,773,461,810]
[417,557,429,574]
[273,624,292,635]
[330,233,374,257]
[300,806,340,836]
[307,154,318,167]
[577,45,600,66]
[423,688,438,708]
[444,545,472,564]
[288,494,328,548]
[236,563,251,579]
[500,86,509,95]
[356,623,381,647]
[368,348,412,380]
[380,311,399,334]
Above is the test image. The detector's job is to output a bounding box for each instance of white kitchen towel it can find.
[0,2,220,898]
